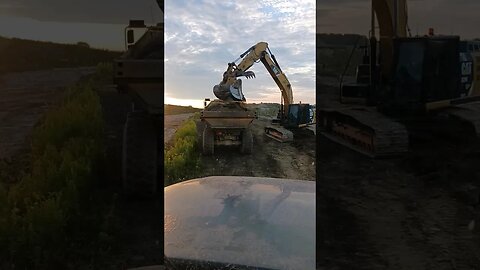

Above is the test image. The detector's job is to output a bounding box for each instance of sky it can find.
[317,0,480,39]
[0,0,162,50]
[164,0,316,108]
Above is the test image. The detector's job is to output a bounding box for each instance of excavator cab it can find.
[284,103,315,128]
[378,36,461,115]
[342,35,464,117]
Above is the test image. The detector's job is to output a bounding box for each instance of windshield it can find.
[395,41,425,84]
[164,177,316,270]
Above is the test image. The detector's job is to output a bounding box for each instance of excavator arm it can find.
[372,0,408,39]
[371,0,408,78]
[215,42,294,117]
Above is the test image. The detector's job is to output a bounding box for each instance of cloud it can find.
[165,0,316,106]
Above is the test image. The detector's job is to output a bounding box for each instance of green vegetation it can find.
[165,104,202,115]
[164,115,201,186]
[0,36,121,74]
[0,64,115,268]
[91,62,114,84]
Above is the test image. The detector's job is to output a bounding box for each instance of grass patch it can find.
[0,63,115,269]
[164,115,201,186]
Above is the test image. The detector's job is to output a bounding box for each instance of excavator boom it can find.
[372,0,408,79]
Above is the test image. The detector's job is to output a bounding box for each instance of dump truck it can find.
[114,1,163,196]
[196,99,257,155]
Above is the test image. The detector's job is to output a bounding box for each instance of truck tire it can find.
[122,111,158,197]
[241,128,253,154]
[202,126,214,155]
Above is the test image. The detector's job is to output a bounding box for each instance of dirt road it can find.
[317,77,480,270]
[164,113,193,143]
[198,116,316,181]
[0,67,96,160]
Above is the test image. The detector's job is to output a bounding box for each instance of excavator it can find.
[197,42,315,155]
[319,0,480,157]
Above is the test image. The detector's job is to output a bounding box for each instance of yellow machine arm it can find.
[217,42,294,116]
[371,0,409,76]
[372,0,408,39]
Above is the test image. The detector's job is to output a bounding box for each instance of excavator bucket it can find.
[265,125,294,142]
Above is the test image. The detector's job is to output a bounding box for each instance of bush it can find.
[31,83,104,157]
[164,119,201,185]
[0,76,106,268]
[92,62,113,83]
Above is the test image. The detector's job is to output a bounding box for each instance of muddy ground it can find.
[197,116,316,181]
[317,76,480,270]
[162,102,316,181]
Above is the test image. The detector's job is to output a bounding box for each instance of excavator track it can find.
[265,125,294,142]
[319,107,409,157]
[445,102,480,137]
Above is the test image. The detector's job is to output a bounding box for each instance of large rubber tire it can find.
[202,126,214,155]
[241,128,253,154]
[122,111,158,197]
